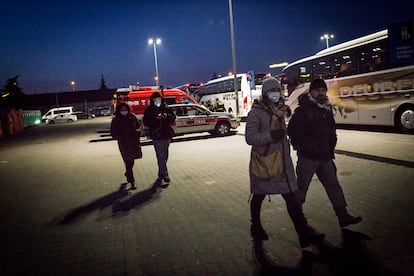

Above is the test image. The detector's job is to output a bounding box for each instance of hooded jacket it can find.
[287,94,337,161]
[245,100,297,195]
[143,93,176,140]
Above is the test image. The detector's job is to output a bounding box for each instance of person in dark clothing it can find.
[287,78,362,227]
[246,77,324,250]
[214,98,226,112]
[143,92,176,184]
[111,102,142,190]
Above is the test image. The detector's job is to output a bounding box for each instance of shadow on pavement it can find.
[50,181,164,225]
[252,240,302,275]
[89,131,237,144]
[299,229,401,276]
[253,229,401,275]
[111,179,163,215]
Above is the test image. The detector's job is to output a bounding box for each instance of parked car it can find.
[42,106,75,123]
[143,103,240,137]
[72,111,95,119]
[90,107,112,117]
[45,113,77,124]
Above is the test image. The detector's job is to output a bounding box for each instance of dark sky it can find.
[1,0,413,93]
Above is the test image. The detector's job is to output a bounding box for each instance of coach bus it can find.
[283,20,414,133]
[195,72,266,118]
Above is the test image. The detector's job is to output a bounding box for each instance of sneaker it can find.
[163,176,171,184]
[250,223,269,241]
[339,214,363,227]
[130,182,137,190]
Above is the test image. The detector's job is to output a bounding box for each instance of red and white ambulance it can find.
[114,85,197,118]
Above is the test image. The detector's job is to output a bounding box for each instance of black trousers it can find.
[124,159,135,183]
[250,192,312,247]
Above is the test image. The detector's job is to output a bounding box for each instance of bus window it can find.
[312,58,333,80]
[331,51,357,78]
[356,41,388,74]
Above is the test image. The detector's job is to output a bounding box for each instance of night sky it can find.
[1,0,413,94]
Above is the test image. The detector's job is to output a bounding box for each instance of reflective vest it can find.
[215,101,225,112]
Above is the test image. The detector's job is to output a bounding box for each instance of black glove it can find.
[270,129,285,141]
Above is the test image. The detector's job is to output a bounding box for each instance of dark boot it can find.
[250,195,268,240]
[335,208,363,227]
[250,221,269,241]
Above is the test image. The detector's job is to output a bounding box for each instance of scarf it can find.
[308,93,332,111]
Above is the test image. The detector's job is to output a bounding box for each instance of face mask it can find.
[267,92,281,103]
[120,111,128,116]
[154,101,161,108]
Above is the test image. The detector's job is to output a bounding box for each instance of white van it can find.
[42,107,78,124]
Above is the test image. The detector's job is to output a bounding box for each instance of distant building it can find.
[22,88,116,115]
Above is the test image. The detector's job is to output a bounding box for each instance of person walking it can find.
[143,92,176,185]
[287,78,362,227]
[246,77,324,249]
[111,102,142,190]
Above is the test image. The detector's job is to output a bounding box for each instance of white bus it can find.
[283,20,414,133]
[195,72,266,118]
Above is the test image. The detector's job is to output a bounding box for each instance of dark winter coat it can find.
[143,99,176,140]
[111,114,141,161]
[245,102,297,195]
[287,94,337,161]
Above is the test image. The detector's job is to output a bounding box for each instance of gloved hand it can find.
[270,129,285,141]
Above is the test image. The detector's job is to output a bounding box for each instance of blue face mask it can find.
[154,101,161,108]
[267,92,281,103]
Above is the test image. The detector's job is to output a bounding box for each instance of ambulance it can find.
[113,85,198,130]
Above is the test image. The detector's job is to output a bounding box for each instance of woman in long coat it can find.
[246,77,323,249]
[111,103,141,190]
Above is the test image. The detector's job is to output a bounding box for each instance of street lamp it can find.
[228,0,239,118]
[320,34,334,49]
[148,38,161,86]
[70,81,75,91]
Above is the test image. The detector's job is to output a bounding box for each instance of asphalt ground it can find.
[0,117,413,275]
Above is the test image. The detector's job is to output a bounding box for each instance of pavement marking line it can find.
[237,132,414,168]
[334,149,414,169]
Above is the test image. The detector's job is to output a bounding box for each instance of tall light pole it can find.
[320,34,334,48]
[148,38,161,86]
[70,81,75,91]
[228,0,239,118]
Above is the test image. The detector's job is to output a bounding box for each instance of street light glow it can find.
[320,34,334,48]
[148,37,162,86]
[70,81,76,91]
[148,38,161,45]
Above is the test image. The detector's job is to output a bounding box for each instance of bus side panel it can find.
[327,66,414,126]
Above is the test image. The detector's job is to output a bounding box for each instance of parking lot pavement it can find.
[0,117,413,275]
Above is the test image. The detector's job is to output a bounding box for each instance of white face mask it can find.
[267,91,281,103]
[120,110,128,116]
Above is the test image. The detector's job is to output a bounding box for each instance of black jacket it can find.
[111,114,141,161]
[143,101,176,140]
[287,94,337,161]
